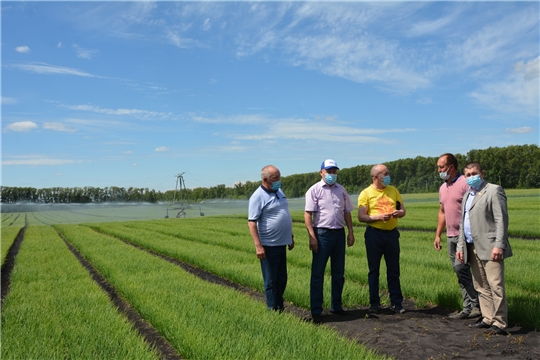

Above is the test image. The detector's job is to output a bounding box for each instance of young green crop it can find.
[0,214,25,266]
[85,217,540,329]
[1,225,161,360]
[54,223,385,360]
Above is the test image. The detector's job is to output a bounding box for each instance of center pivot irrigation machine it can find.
[164,173,204,218]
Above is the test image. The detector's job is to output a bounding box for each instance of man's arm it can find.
[344,211,355,247]
[490,185,509,261]
[304,211,318,252]
[358,206,390,223]
[248,221,266,259]
[434,204,446,251]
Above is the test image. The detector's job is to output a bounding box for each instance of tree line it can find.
[2,144,538,204]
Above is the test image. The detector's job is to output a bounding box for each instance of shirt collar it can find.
[448,172,461,184]
[260,184,280,198]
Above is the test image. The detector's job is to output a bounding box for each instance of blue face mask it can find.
[271,180,281,191]
[324,173,337,185]
[466,175,482,189]
[382,175,391,186]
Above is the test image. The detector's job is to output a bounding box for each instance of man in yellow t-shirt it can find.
[358,164,406,314]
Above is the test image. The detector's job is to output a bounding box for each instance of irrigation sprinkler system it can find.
[165,173,205,218]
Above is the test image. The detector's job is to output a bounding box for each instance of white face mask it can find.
[439,165,452,181]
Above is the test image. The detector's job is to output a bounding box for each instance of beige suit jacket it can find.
[457,181,512,262]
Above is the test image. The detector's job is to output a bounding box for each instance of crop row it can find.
[1,214,25,266]
[1,221,384,359]
[51,223,382,359]
[83,216,540,329]
[1,225,160,359]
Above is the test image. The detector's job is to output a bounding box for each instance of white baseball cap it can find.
[321,159,339,170]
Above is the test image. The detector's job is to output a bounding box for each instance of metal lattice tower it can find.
[173,172,186,205]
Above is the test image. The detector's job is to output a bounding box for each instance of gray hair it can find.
[261,165,277,180]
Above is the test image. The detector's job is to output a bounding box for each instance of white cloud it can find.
[155,146,169,152]
[3,121,38,132]
[1,97,17,105]
[192,114,267,124]
[73,44,98,59]
[9,62,96,77]
[505,127,534,134]
[57,42,62,48]
[166,30,205,49]
[63,104,172,119]
[123,150,134,154]
[43,122,77,132]
[15,45,30,53]
[132,163,138,166]
[470,57,539,116]
[2,156,80,166]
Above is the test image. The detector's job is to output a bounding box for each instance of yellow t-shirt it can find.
[358,185,403,230]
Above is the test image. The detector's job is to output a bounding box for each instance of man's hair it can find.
[463,162,482,173]
[439,153,458,169]
[261,165,276,180]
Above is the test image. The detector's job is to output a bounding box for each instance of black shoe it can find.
[390,304,406,314]
[330,309,347,316]
[311,314,323,324]
[469,320,491,329]
[488,326,508,335]
[368,305,380,314]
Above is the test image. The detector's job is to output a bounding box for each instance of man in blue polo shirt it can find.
[248,165,295,311]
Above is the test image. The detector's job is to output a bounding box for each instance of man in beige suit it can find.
[456,162,512,335]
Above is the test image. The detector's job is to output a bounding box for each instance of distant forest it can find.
[2,144,539,204]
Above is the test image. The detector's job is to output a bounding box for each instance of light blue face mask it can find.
[382,175,391,186]
[325,173,337,185]
[466,175,482,189]
[271,180,281,191]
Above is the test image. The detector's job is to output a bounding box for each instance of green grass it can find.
[54,223,385,360]
[84,216,540,329]
[1,225,161,360]
[1,213,25,266]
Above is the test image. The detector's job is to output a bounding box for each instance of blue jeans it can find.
[310,228,346,315]
[365,226,403,307]
[260,245,288,310]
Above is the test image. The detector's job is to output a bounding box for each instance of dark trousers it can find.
[365,226,403,307]
[260,245,288,310]
[310,228,346,315]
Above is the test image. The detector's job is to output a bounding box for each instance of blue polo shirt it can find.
[248,185,293,246]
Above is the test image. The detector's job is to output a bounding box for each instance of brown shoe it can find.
[467,308,482,319]
[449,311,470,319]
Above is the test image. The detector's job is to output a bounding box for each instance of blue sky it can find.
[2,1,539,192]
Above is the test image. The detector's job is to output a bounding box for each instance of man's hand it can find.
[434,236,442,251]
[347,232,355,247]
[288,238,295,251]
[309,235,318,253]
[456,251,464,263]
[491,247,504,261]
[256,244,266,260]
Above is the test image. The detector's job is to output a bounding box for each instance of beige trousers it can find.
[469,246,508,329]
